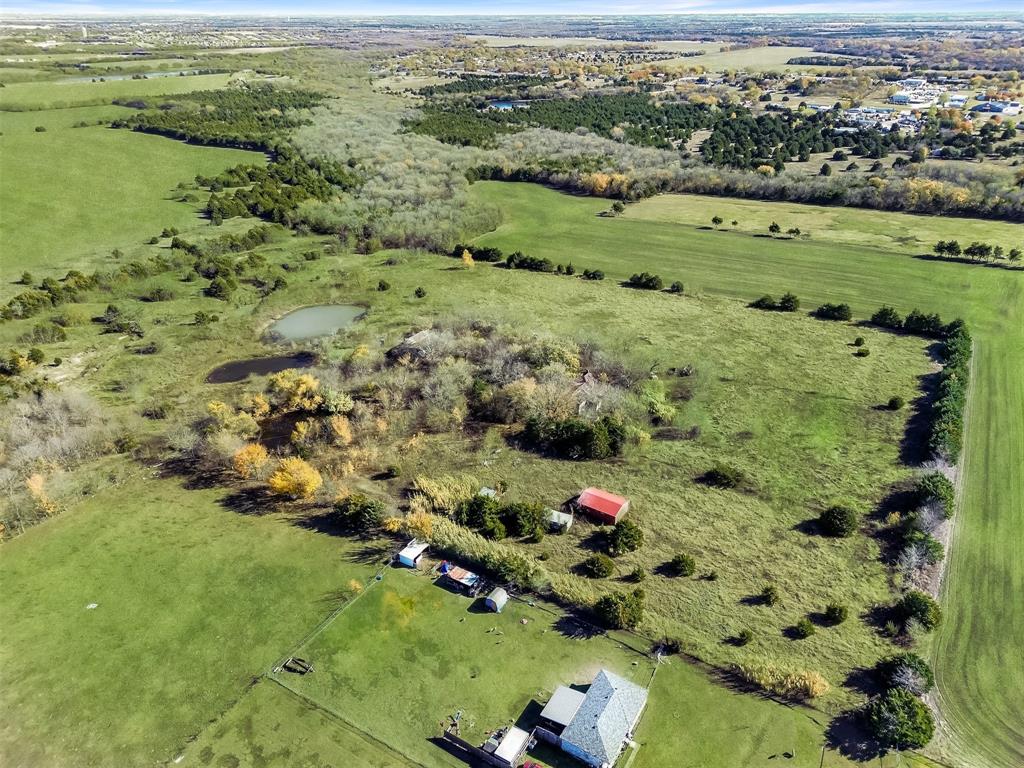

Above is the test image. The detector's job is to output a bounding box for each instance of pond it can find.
[486,99,531,110]
[205,352,316,384]
[266,304,364,342]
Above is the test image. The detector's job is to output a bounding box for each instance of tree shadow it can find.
[825,710,885,762]
[843,666,883,698]
[554,614,605,640]
[898,358,944,466]
[157,455,226,491]
[792,518,821,536]
[739,593,769,607]
[576,529,608,553]
[219,486,273,516]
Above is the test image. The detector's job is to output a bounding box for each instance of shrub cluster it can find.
[812,302,852,321]
[863,687,935,749]
[915,472,956,518]
[606,519,644,556]
[594,588,645,629]
[930,320,972,462]
[428,516,548,590]
[625,272,664,290]
[749,292,799,312]
[896,590,942,631]
[453,493,546,541]
[522,414,627,460]
[580,553,616,579]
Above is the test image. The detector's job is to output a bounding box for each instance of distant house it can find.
[484,587,508,613]
[439,562,481,595]
[547,508,574,533]
[543,669,648,768]
[576,488,630,525]
[890,92,911,105]
[398,539,428,568]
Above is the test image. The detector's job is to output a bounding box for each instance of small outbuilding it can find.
[576,487,630,525]
[547,508,574,533]
[486,726,532,767]
[484,587,509,613]
[439,562,481,595]
[398,539,429,568]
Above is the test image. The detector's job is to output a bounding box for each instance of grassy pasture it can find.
[623,193,1024,255]
[0,72,234,110]
[0,471,379,767]
[467,181,1024,768]
[0,111,260,288]
[0,215,975,768]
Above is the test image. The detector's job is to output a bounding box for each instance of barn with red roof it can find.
[576,487,630,525]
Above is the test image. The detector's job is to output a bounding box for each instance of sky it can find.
[4,0,1022,15]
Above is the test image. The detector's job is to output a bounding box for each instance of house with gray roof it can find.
[549,669,648,767]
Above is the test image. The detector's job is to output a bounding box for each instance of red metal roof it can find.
[577,487,629,518]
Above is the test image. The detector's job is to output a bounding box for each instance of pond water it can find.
[486,99,531,110]
[266,304,363,342]
[205,352,315,384]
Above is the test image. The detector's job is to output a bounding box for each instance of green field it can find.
[468,182,1024,768]
[0,110,260,287]
[625,194,1024,255]
[0,471,379,766]
[0,72,235,110]
[192,565,872,768]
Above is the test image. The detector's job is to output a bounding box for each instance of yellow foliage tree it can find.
[25,473,59,517]
[329,415,353,446]
[268,457,322,500]
[241,392,271,419]
[461,249,475,269]
[233,443,269,479]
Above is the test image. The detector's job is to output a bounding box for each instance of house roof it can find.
[540,685,586,728]
[560,669,648,767]
[578,487,628,517]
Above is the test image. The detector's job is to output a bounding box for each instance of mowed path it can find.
[470,181,1024,768]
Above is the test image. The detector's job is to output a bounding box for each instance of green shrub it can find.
[625,272,663,290]
[819,505,858,537]
[863,688,935,749]
[668,553,696,577]
[824,602,849,625]
[377,280,391,291]
[628,566,647,583]
[414,286,426,298]
[853,336,865,347]
[594,588,645,629]
[735,629,754,646]
[888,396,905,410]
[897,590,942,631]
[334,493,387,532]
[777,292,800,312]
[876,652,935,694]
[762,584,781,606]
[813,303,852,321]
[793,617,816,638]
[581,553,615,579]
[607,519,644,556]
[668,281,684,294]
[870,305,903,330]
[854,347,871,357]
[915,472,955,517]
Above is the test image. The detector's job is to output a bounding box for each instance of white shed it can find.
[546,508,574,533]
[485,587,509,613]
[398,539,429,568]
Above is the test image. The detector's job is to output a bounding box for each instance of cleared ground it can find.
[0,108,260,288]
[468,181,1024,768]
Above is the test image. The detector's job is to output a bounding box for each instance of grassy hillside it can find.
[0,72,234,110]
[469,181,1024,768]
[0,109,260,287]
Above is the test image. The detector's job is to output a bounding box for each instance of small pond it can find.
[486,99,531,110]
[205,352,315,384]
[266,304,363,342]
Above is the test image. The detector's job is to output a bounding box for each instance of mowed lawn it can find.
[0,109,260,289]
[0,471,378,767]
[469,181,1024,768]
